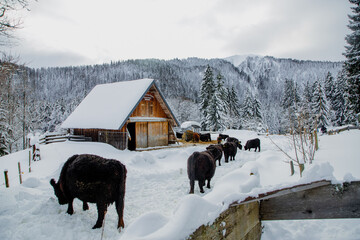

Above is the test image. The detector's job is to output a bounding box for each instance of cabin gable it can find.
[66,79,178,150]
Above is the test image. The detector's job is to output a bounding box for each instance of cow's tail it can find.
[187,152,199,180]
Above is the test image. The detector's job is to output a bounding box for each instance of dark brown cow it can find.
[223,142,238,162]
[50,154,127,230]
[244,138,261,152]
[187,151,216,194]
[206,144,223,166]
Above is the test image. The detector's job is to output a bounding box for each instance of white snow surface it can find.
[61,78,154,129]
[180,121,201,129]
[0,130,359,240]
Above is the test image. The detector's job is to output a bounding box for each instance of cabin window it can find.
[141,103,146,116]
[149,102,154,116]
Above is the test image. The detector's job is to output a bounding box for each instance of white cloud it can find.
[1,0,352,67]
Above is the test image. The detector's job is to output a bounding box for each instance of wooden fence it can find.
[188,180,360,240]
[39,133,92,145]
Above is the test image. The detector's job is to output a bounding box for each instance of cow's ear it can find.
[50,179,56,187]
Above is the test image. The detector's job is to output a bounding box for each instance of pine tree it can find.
[312,80,329,127]
[0,107,9,156]
[200,65,215,130]
[333,70,346,126]
[343,0,360,120]
[324,72,335,107]
[224,86,240,129]
[324,72,336,124]
[206,73,226,131]
[252,95,262,123]
[241,91,254,130]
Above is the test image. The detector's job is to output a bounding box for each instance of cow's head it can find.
[50,179,68,205]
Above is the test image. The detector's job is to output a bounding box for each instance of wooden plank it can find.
[136,122,148,148]
[188,201,261,240]
[260,181,360,220]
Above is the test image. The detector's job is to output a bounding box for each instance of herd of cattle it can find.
[49,134,260,231]
[187,134,261,194]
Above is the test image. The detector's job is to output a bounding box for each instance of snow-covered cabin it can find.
[61,79,179,150]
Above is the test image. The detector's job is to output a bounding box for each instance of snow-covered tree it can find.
[223,86,240,129]
[200,65,215,130]
[207,73,226,131]
[343,0,360,120]
[312,80,329,127]
[333,70,346,126]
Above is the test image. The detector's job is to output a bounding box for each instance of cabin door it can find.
[127,123,136,151]
[148,122,168,147]
[136,122,148,149]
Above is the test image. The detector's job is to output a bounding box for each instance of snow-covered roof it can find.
[61,78,177,130]
[180,121,201,129]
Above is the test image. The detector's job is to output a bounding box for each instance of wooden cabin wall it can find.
[74,127,127,150]
[135,121,169,148]
[130,93,167,118]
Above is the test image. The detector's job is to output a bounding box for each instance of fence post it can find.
[290,161,294,176]
[18,162,22,184]
[314,130,319,151]
[4,170,9,188]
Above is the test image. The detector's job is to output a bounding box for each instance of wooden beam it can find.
[260,181,360,220]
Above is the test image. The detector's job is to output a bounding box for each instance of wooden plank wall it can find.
[188,201,261,240]
[260,181,360,220]
[188,181,360,240]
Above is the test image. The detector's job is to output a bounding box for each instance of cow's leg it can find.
[83,201,89,211]
[218,159,221,166]
[115,193,125,230]
[225,155,229,163]
[199,180,205,193]
[206,178,211,189]
[93,203,107,229]
[189,179,195,194]
[66,198,74,215]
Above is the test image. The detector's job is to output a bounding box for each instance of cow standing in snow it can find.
[244,138,261,152]
[50,154,127,230]
[187,150,216,194]
[223,142,238,162]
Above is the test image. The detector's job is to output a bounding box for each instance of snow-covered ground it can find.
[0,130,359,240]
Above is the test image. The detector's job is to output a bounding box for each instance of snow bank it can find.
[0,130,359,240]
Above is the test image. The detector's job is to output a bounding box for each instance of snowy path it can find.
[1,129,359,240]
[0,135,261,240]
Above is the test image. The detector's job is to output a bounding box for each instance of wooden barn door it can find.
[148,121,168,147]
[136,122,148,148]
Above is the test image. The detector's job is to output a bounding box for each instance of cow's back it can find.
[65,154,125,203]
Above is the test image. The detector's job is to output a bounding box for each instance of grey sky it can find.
[2,0,353,68]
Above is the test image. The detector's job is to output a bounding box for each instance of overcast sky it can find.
[2,0,353,68]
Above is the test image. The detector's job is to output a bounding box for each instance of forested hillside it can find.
[0,55,343,153]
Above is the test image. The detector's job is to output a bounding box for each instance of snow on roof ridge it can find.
[61,78,156,130]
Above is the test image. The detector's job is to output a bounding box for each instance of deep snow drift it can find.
[0,130,359,240]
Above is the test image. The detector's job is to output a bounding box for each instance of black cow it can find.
[226,137,243,150]
[206,144,223,166]
[187,151,216,194]
[223,142,238,162]
[244,138,261,152]
[217,134,229,144]
[200,133,211,142]
[50,154,127,230]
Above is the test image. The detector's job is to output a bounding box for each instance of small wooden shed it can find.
[61,78,179,150]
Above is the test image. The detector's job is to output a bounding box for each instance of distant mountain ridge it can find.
[26,55,343,131]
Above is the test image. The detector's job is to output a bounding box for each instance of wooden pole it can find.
[28,150,31,173]
[4,170,9,188]
[314,130,319,151]
[290,161,294,176]
[18,162,22,184]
